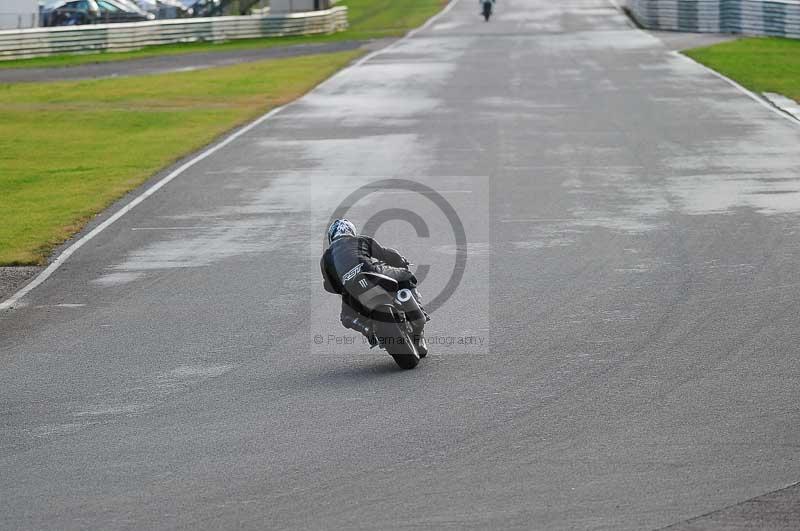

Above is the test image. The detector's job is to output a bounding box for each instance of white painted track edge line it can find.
[0,0,461,311]
[0,108,277,311]
[606,0,798,127]
[672,50,800,126]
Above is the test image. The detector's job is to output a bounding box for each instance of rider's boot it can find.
[349,316,379,348]
[415,331,428,358]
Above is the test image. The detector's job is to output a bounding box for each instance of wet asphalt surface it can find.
[0,40,370,83]
[2,0,800,529]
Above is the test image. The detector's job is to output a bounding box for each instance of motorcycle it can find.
[348,271,427,370]
[481,0,492,21]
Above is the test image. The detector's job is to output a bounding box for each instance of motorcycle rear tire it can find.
[375,307,420,370]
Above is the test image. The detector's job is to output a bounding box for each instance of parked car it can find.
[133,0,191,19]
[41,0,93,26]
[41,0,154,26]
[176,0,222,17]
[96,0,156,22]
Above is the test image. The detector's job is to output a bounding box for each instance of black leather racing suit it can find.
[320,235,420,332]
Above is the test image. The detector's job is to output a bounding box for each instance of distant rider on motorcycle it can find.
[480,0,495,20]
[320,219,428,349]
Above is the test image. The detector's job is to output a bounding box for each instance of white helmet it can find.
[327,219,357,244]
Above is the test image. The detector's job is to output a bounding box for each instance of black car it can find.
[42,0,155,26]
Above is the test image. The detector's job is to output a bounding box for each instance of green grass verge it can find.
[0,0,446,69]
[0,50,362,265]
[683,37,800,103]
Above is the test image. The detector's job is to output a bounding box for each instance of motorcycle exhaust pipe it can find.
[396,289,425,329]
[396,288,414,304]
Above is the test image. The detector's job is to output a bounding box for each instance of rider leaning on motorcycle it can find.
[320,219,427,339]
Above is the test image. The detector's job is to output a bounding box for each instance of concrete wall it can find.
[0,0,39,30]
[626,0,800,38]
[0,6,348,61]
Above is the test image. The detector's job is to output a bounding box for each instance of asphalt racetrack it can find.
[2,0,800,529]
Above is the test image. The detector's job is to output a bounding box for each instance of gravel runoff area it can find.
[0,39,389,83]
[0,268,41,302]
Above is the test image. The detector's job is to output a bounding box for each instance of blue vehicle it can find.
[42,0,154,26]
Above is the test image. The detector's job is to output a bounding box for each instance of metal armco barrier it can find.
[627,0,800,38]
[0,7,348,61]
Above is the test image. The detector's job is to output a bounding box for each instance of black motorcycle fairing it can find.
[320,235,414,296]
